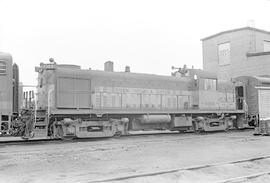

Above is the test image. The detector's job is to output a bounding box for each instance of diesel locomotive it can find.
[0,52,248,140]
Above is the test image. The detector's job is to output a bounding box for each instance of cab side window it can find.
[0,61,6,75]
[204,78,217,91]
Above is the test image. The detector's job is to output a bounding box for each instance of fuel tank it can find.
[139,115,171,124]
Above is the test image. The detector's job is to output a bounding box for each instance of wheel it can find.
[61,135,75,141]
[114,131,122,137]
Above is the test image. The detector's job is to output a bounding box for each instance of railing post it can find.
[177,95,179,110]
[140,93,142,109]
[160,94,163,110]
[100,92,102,109]
[120,93,123,109]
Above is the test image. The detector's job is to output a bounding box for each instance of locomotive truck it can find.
[0,52,247,140]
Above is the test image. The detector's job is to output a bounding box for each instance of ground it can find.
[1,130,270,183]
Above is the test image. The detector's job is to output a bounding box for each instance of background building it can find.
[202,27,270,81]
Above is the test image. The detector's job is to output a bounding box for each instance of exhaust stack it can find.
[104,61,114,72]
[125,66,130,72]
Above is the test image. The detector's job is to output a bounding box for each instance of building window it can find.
[204,78,217,91]
[263,40,270,52]
[1,115,9,121]
[0,61,7,74]
[218,42,231,66]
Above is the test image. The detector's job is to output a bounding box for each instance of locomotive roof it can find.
[55,67,216,81]
[56,68,187,81]
[0,52,12,61]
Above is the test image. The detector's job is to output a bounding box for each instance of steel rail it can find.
[216,171,270,183]
[0,129,252,146]
[88,155,270,183]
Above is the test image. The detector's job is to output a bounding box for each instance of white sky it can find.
[1,0,270,85]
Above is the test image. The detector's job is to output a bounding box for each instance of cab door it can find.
[235,85,244,110]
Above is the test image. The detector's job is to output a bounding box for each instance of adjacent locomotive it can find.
[234,76,270,126]
[0,52,20,134]
[31,60,246,139]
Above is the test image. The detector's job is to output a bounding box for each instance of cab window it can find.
[204,78,217,90]
[0,61,6,74]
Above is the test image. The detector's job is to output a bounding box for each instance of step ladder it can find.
[32,109,48,138]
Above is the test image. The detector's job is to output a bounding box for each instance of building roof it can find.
[201,27,270,41]
[234,75,270,85]
[246,51,270,57]
[253,76,270,84]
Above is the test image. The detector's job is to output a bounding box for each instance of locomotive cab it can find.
[172,67,245,132]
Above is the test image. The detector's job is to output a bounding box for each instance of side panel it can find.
[123,93,140,108]
[75,78,91,108]
[199,90,235,110]
[258,89,270,119]
[90,71,193,111]
[92,86,193,111]
[57,77,91,108]
[58,77,74,108]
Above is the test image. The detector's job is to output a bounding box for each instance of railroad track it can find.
[217,171,270,183]
[0,130,182,144]
[88,155,270,183]
[0,129,251,146]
